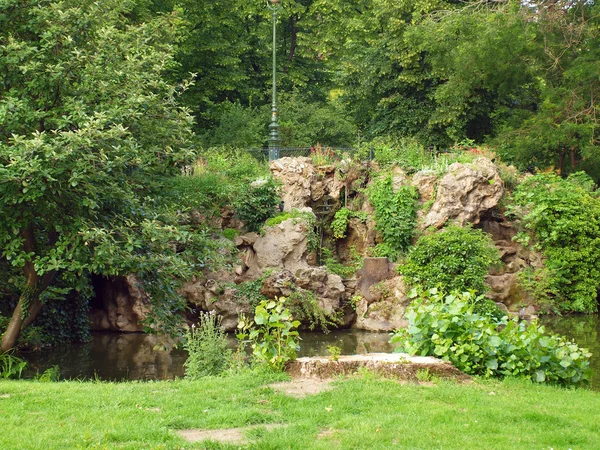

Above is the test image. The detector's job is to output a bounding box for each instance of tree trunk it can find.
[570,146,578,170]
[558,151,566,175]
[0,226,56,353]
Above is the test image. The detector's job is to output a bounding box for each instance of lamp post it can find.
[267,0,282,161]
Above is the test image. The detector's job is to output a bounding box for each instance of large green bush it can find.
[234,178,280,232]
[508,173,600,313]
[391,290,591,386]
[399,224,500,294]
[367,175,419,258]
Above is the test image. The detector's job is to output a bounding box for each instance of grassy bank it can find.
[1,373,599,449]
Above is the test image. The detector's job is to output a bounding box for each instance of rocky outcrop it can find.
[269,157,345,210]
[353,258,410,331]
[481,219,543,311]
[181,273,250,331]
[411,171,438,203]
[422,157,504,229]
[89,275,149,332]
[182,215,357,330]
[247,218,312,278]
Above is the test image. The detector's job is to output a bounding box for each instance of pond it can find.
[21,315,600,390]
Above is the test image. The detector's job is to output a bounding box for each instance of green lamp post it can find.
[267,0,282,161]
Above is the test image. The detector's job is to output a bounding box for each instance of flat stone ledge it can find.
[286,353,469,381]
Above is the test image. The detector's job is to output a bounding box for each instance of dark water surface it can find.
[21,315,599,389]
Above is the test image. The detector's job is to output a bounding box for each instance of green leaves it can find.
[399,224,500,294]
[509,173,600,313]
[391,289,592,386]
[237,298,301,372]
[368,174,419,258]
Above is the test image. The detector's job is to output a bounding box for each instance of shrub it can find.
[399,224,500,294]
[331,207,368,240]
[234,278,267,310]
[367,175,419,258]
[391,290,591,386]
[507,173,600,313]
[234,178,280,232]
[183,312,231,379]
[286,290,342,333]
[236,298,300,372]
[322,247,362,279]
[369,137,434,171]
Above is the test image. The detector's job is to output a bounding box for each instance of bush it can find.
[237,298,300,371]
[322,247,362,279]
[367,175,419,258]
[399,224,500,294]
[367,137,434,171]
[508,173,600,313]
[286,289,342,333]
[183,312,231,379]
[391,290,592,386]
[234,178,280,232]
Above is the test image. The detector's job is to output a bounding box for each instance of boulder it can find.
[422,157,504,229]
[269,157,345,211]
[181,278,250,331]
[248,217,312,278]
[411,171,438,202]
[354,276,411,332]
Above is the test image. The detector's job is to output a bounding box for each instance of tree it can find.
[0,0,211,352]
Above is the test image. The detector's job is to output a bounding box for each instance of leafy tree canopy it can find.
[0,0,214,352]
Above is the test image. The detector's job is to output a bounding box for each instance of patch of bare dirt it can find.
[178,423,285,444]
[268,379,335,398]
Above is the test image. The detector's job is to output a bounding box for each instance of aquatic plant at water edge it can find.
[184,312,231,379]
[0,351,27,379]
[237,298,300,372]
[391,289,592,386]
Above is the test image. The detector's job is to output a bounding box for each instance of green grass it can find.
[1,372,599,449]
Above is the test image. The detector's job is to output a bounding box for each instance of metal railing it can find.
[246,147,370,162]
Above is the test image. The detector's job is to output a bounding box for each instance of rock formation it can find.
[89,275,149,332]
[353,258,411,331]
[422,157,504,229]
[269,157,345,210]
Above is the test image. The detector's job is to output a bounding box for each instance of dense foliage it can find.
[391,290,592,386]
[0,0,215,351]
[367,175,419,259]
[234,178,280,232]
[508,173,600,313]
[399,225,500,294]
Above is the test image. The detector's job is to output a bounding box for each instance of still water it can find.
[21,315,600,389]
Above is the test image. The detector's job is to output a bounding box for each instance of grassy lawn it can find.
[1,372,599,450]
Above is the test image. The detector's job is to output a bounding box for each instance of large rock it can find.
[270,157,344,211]
[354,276,411,332]
[411,171,438,202]
[89,275,149,332]
[352,258,410,331]
[181,277,251,331]
[247,217,312,278]
[422,157,504,229]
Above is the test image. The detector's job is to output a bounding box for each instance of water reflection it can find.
[24,332,187,381]
[541,314,600,390]
[20,317,599,390]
